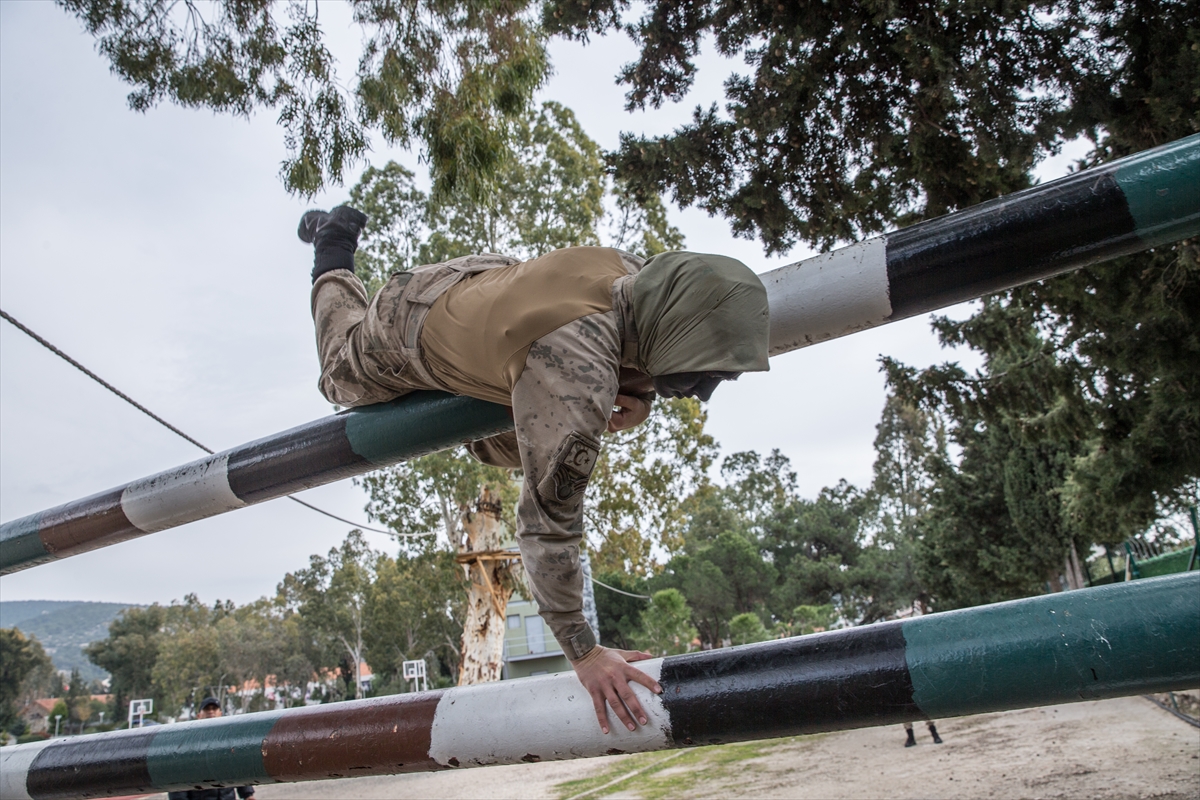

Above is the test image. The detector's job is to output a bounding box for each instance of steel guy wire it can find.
[0,307,429,538]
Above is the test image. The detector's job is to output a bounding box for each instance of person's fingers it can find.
[618,649,654,662]
[604,685,637,731]
[616,681,650,726]
[591,687,610,734]
[608,395,651,433]
[625,663,663,695]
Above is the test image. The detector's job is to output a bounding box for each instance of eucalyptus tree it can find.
[279,532,378,700]
[59,0,550,198]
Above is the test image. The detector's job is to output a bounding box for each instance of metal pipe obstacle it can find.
[1,134,1197,574]
[2,573,1196,800]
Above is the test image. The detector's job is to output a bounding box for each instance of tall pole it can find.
[2,135,1197,576]
[1,573,1195,800]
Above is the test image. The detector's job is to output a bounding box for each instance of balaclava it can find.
[632,251,770,377]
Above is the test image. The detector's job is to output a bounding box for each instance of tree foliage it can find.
[588,397,716,573]
[88,594,311,718]
[592,570,650,650]
[886,253,1198,606]
[553,0,1198,564]
[279,531,466,696]
[150,596,225,713]
[279,531,378,700]
[586,443,937,649]
[15,636,62,717]
[559,0,1200,574]
[634,588,696,656]
[60,0,550,197]
[360,450,518,544]
[727,612,770,646]
[0,628,54,733]
[549,0,1198,252]
[349,101,683,294]
[776,604,836,638]
[364,547,466,690]
[86,604,166,716]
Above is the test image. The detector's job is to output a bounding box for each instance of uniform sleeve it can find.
[465,431,523,469]
[511,313,622,660]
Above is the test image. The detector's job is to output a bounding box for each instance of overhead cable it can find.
[0,307,428,538]
[591,576,651,599]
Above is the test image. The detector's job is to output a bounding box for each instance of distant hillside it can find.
[1,600,142,682]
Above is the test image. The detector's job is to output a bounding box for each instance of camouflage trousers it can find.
[311,269,634,658]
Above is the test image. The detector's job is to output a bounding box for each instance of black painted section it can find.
[226,414,365,504]
[886,168,1138,319]
[26,730,157,800]
[659,621,920,746]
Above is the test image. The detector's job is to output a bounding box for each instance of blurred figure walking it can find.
[904,720,943,747]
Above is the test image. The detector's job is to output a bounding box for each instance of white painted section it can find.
[762,237,892,356]
[0,739,50,800]
[429,660,671,767]
[121,454,245,533]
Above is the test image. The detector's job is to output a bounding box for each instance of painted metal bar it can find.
[2,135,1197,574]
[0,394,513,573]
[763,132,1199,353]
[2,573,1196,800]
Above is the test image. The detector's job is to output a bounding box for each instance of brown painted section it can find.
[39,488,143,558]
[262,691,445,781]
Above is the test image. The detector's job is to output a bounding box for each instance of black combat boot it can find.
[929,723,943,744]
[298,205,369,283]
[904,727,916,747]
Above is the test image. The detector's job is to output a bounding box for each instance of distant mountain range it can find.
[1,600,143,682]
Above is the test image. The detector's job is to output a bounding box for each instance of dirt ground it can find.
[240,694,1198,800]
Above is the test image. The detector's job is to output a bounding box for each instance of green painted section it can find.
[903,572,1200,719]
[146,710,285,790]
[1114,133,1200,248]
[1135,548,1194,579]
[345,391,513,466]
[0,512,50,572]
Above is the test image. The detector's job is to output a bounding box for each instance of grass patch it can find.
[555,735,824,800]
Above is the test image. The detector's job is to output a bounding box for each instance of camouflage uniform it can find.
[310,251,648,659]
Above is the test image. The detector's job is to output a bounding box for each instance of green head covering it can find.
[632,251,770,377]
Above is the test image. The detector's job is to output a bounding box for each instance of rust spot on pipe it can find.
[521,754,541,763]
[263,693,443,781]
[39,488,141,557]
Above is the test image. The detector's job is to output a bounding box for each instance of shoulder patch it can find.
[537,432,601,504]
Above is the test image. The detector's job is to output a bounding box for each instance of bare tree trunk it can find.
[1065,541,1088,591]
[457,486,521,686]
[1046,571,1065,593]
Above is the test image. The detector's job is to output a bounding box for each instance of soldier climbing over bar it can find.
[298,205,770,735]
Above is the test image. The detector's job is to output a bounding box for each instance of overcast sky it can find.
[0,2,1085,607]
